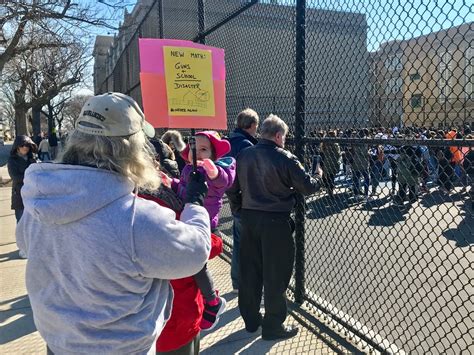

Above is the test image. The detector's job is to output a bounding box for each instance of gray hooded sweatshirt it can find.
[16,163,211,354]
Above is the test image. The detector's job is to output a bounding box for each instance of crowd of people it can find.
[9,93,323,354]
[308,125,474,209]
[6,91,472,353]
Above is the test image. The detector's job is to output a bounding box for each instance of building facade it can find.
[370,22,474,130]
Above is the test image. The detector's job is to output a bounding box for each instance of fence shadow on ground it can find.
[0,296,37,345]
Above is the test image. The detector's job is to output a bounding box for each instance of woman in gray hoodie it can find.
[16,93,211,354]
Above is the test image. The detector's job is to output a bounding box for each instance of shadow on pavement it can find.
[0,249,22,262]
[305,192,352,219]
[367,204,406,226]
[0,296,37,344]
[0,295,30,310]
[443,201,474,248]
[289,303,359,354]
[200,329,263,354]
[419,189,463,208]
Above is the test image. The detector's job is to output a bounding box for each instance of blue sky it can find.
[272,0,473,51]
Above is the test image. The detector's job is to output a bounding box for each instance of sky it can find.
[268,0,473,51]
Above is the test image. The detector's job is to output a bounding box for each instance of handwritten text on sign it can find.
[163,46,215,116]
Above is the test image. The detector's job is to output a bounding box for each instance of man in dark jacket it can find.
[49,129,59,160]
[227,115,322,340]
[226,108,259,292]
[227,108,259,158]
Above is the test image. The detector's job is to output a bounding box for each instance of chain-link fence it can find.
[96,0,473,352]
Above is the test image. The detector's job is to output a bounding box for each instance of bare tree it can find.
[1,0,137,135]
[2,30,89,135]
[0,0,126,74]
[58,94,91,134]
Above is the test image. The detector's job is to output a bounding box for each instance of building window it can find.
[384,53,403,72]
[466,47,473,99]
[438,50,453,103]
[385,77,403,95]
[411,94,423,109]
[410,72,421,81]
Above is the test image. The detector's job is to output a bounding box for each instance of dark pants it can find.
[193,263,215,302]
[230,214,241,290]
[370,160,383,194]
[39,152,51,161]
[193,229,221,302]
[14,209,23,223]
[352,169,370,196]
[398,183,417,202]
[323,172,336,193]
[239,209,295,332]
[438,161,454,191]
[389,158,398,192]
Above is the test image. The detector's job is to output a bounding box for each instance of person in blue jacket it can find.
[225,108,259,292]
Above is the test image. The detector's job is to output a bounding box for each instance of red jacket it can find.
[138,193,223,352]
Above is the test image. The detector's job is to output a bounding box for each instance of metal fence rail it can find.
[97,0,473,352]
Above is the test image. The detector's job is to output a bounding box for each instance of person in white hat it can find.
[16,92,211,354]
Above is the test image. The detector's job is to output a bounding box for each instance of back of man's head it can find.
[237,108,259,130]
[260,114,288,139]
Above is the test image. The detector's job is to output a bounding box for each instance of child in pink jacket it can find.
[163,131,236,331]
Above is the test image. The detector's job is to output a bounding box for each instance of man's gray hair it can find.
[260,114,288,139]
[237,108,259,129]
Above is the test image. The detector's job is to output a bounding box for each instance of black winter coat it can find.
[227,139,321,214]
[7,155,36,210]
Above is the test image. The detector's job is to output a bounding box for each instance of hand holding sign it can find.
[196,159,219,180]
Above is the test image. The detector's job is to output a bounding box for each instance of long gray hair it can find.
[58,130,160,191]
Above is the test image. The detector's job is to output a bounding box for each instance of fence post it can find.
[198,0,205,44]
[294,0,306,305]
[158,0,164,39]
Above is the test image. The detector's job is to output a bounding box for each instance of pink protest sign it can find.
[139,39,227,129]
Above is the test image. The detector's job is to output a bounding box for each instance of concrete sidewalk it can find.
[0,185,353,354]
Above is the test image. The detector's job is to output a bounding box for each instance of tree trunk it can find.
[48,101,55,136]
[14,105,28,136]
[32,105,42,138]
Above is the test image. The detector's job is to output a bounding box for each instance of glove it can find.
[185,171,208,206]
[197,159,219,180]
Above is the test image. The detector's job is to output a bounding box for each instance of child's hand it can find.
[160,171,172,188]
[197,159,219,180]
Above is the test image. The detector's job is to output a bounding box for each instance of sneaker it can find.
[262,325,299,341]
[355,195,365,201]
[18,250,27,259]
[394,200,404,208]
[200,295,227,331]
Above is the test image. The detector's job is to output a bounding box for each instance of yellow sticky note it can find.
[163,46,215,116]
